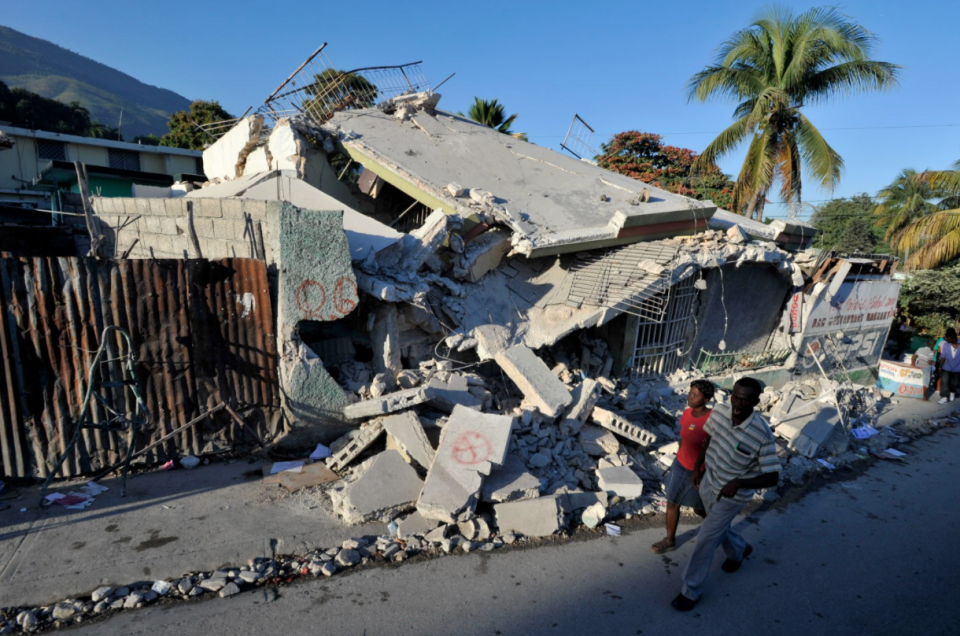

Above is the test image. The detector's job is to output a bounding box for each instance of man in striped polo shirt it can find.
[672,377,781,611]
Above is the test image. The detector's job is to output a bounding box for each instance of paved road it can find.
[76,426,960,636]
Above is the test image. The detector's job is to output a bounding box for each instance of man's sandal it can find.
[651,538,677,554]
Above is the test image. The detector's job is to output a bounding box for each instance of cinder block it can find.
[494,345,572,418]
[221,198,243,219]
[194,217,215,238]
[135,198,152,217]
[148,198,167,217]
[165,198,185,217]
[122,198,139,216]
[196,197,222,218]
[242,199,268,221]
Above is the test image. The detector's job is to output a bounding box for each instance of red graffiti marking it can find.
[296,280,326,319]
[451,431,492,466]
[333,277,357,315]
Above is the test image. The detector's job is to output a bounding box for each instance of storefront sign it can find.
[805,280,900,335]
[877,360,925,399]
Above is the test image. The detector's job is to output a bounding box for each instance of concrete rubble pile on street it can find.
[3,50,959,633]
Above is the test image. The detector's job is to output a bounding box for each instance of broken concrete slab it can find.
[424,375,483,413]
[381,411,435,470]
[558,490,609,513]
[371,305,402,388]
[776,404,843,458]
[330,451,424,524]
[375,208,452,274]
[397,511,439,539]
[343,387,431,421]
[579,425,620,456]
[564,379,600,429]
[480,453,541,503]
[203,115,264,182]
[494,496,563,537]
[417,405,515,523]
[591,407,658,448]
[327,421,385,472]
[494,345,572,418]
[596,466,644,499]
[459,228,512,283]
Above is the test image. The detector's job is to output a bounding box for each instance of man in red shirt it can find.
[651,379,715,554]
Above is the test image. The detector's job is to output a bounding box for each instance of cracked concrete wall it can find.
[277,202,360,436]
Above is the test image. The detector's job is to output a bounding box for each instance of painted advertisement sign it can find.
[795,326,889,376]
[805,280,900,335]
[876,360,925,399]
[788,291,803,333]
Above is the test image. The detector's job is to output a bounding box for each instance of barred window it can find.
[195,156,205,175]
[37,139,66,161]
[108,148,141,171]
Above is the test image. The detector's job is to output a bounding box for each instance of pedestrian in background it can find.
[912,338,937,401]
[650,380,714,554]
[938,328,959,404]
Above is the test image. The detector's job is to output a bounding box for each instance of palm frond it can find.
[802,60,901,104]
[693,115,753,171]
[795,113,843,190]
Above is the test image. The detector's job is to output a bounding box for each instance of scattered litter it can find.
[605,523,621,536]
[309,444,332,460]
[180,455,201,469]
[270,460,305,474]
[816,459,836,470]
[851,425,880,439]
[881,448,906,457]
[161,460,175,471]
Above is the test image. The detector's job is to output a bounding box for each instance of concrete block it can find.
[564,379,600,426]
[776,404,842,458]
[330,451,424,524]
[462,229,512,282]
[242,198,269,221]
[327,421,385,472]
[591,407,658,448]
[424,375,483,413]
[397,510,439,539]
[165,198,185,217]
[494,496,563,537]
[148,197,166,217]
[596,466,644,499]
[727,224,750,244]
[195,197,223,218]
[417,405,515,523]
[343,387,430,421]
[481,453,541,503]
[494,345,572,418]
[579,425,620,456]
[558,490,608,513]
[381,411,435,470]
[221,198,243,219]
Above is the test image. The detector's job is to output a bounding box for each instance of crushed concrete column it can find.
[343,387,431,420]
[372,305,402,388]
[494,345,572,418]
[417,405,515,523]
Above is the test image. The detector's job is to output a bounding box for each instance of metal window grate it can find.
[694,346,793,376]
[559,114,599,161]
[568,242,680,321]
[36,139,66,161]
[108,148,141,172]
[629,276,698,380]
[195,156,205,175]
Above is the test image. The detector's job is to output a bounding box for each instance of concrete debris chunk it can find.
[424,375,483,413]
[564,379,600,428]
[775,404,843,458]
[330,450,424,524]
[219,582,241,598]
[494,345,573,418]
[327,420,385,472]
[481,453,541,503]
[343,388,430,421]
[637,259,666,275]
[397,510,439,539]
[494,496,563,537]
[581,502,606,528]
[579,425,620,456]
[596,466,644,499]
[727,224,750,244]
[591,407,658,448]
[558,489,608,513]
[458,228,512,283]
[417,405,515,523]
[91,586,113,603]
[446,182,465,197]
[381,411,436,470]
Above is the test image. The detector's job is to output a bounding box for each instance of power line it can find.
[531,123,960,139]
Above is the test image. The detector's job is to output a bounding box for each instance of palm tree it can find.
[461,97,525,139]
[687,6,900,220]
[873,169,937,246]
[891,160,960,269]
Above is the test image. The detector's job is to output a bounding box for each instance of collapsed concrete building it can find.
[0,52,903,541]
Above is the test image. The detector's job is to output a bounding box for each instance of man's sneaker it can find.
[940,397,950,404]
[721,544,754,572]
[671,593,698,612]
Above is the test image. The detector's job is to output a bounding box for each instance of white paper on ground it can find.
[44,492,65,502]
[882,448,907,457]
[816,459,836,470]
[270,460,305,474]
[309,444,332,460]
[605,523,621,537]
[851,425,879,439]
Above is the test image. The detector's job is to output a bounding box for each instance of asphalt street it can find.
[73,425,960,636]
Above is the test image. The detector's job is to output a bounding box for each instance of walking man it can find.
[671,377,781,611]
[938,328,959,404]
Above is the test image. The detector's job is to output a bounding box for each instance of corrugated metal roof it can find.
[0,256,281,479]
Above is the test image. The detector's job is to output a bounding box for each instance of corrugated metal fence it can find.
[0,256,282,478]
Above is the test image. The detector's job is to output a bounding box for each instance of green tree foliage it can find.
[461,98,522,138]
[160,100,234,151]
[898,261,960,335]
[302,69,378,117]
[0,80,121,138]
[873,169,940,247]
[687,6,900,220]
[811,194,889,253]
[890,160,960,269]
[596,131,736,209]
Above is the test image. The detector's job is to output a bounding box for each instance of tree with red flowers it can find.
[596,131,735,210]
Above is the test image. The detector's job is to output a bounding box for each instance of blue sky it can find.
[5,1,959,219]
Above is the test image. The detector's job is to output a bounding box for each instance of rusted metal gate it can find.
[0,256,281,478]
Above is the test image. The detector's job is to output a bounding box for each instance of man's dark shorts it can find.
[664,458,705,511]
